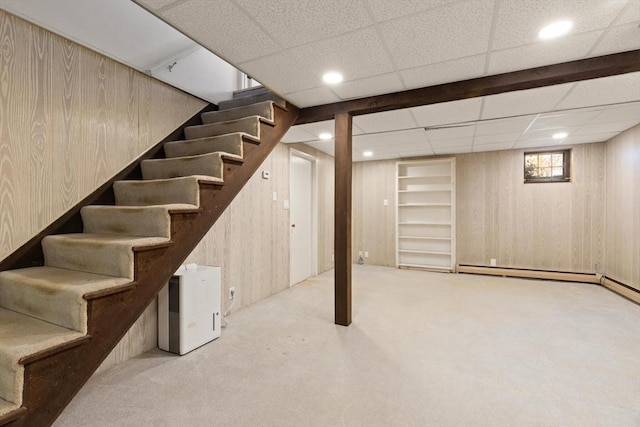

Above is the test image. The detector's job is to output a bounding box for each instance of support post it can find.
[334,112,352,326]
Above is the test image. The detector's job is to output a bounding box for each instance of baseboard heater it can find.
[457,264,639,304]
[601,276,640,305]
[457,264,601,284]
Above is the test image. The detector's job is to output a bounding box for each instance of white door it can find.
[290,154,313,285]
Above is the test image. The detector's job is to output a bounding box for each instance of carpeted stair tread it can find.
[0,397,19,418]
[0,308,83,408]
[114,175,221,207]
[201,101,274,125]
[0,267,131,333]
[184,115,267,141]
[219,92,286,110]
[82,205,196,238]
[141,152,237,181]
[42,234,170,280]
[163,133,252,159]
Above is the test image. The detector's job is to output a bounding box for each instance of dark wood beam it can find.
[334,112,353,327]
[296,49,640,124]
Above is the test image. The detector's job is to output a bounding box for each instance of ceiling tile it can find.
[331,73,404,100]
[523,125,581,140]
[433,145,473,155]
[138,0,180,10]
[281,126,318,143]
[355,151,401,162]
[514,140,567,149]
[239,51,318,94]
[290,28,394,82]
[488,31,603,75]
[354,129,428,147]
[473,142,517,152]
[233,0,372,48]
[528,110,602,131]
[425,125,475,141]
[429,137,474,149]
[556,72,640,110]
[615,1,640,25]
[590,102,640,123]
[366,0,460,23]
[492,0,627,50]
[411,98,483,127]
[474,132,523,145]
[353,110,417,133]
[304,140,335,157]
[379,0,495,69]
[590,22,640,56]
[562,132,619,144]
[400,54,487,90]
[575,119,640,135]
[285,87,342,108]
[481,83,574,119]
[162,0,280,63]
[475,116,536,135]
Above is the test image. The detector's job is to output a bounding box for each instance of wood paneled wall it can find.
[0,10,207,261]
[604,124,640,291]
[0,11,207,372]
[352,159,396,267]
[456,144,606,272]
[349,144,606,272]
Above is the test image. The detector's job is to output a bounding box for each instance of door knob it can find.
[291,224,296,228]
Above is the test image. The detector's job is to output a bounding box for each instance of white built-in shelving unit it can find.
[396,158,456,272]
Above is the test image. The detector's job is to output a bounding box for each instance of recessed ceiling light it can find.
[322,71,343,85]
[538,20,573,40]
[363,151,373,157]
[552,132,568,139]
[318,132,332,140]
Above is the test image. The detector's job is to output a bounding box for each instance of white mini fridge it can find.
[158,264,221,355]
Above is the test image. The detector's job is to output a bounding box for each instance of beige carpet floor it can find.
[54,265,640,427]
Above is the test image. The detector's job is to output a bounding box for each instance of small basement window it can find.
[524,149,571,183]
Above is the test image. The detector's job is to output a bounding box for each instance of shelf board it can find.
[398,236,451,240]
[398,203,451,207]
[398,174,451,179]
[398,222,451,226]
[398,189,451,193]
[399,249,451,255]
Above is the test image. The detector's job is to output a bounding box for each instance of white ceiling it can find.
[7,0,639,160]
[135,0,640,160]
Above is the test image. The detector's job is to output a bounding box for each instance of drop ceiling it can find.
[13,0,640,160]
[135,0,640,160]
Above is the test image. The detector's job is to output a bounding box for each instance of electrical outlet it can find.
[490,259,496,267]
[332,253,335,262]
[364,251,369,258]
[229,287,235,300]
[383,199,388,206]
[358,251,363,257]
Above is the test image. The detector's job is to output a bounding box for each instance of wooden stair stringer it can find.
[4,102,298,427]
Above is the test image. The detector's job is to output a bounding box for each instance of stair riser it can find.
[81,207,172,238]
[0,282,84,333]
[0,365,18,409]
[113,178,201,207]
[219,93,286,110]
[184,117,261,140]
[201,102,273,125]
[163,134,245,159]
[42,238,134,280]
[141,154,224,181]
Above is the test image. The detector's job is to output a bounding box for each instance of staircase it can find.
[0,93,297,426]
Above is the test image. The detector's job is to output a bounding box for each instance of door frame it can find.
[289,148,318,284]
